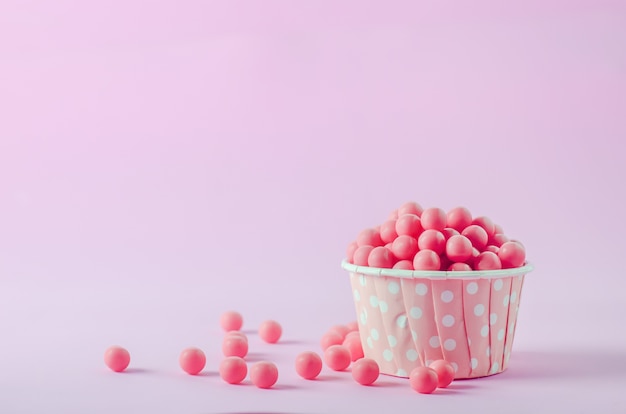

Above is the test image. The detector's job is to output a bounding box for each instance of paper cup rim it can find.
[341,259,533,279]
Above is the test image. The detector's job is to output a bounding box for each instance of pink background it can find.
[1,1,625,412]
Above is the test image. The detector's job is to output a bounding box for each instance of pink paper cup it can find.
[342,260,534,379]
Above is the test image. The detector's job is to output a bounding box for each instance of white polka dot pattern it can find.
[347,271,527,379]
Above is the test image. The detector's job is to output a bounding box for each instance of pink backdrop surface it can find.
[1,1,625,413]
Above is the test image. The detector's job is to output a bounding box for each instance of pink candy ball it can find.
[498,241,526,268]
[379,220,399,244]
[474,251,502,270]
[395,214,423,238]
[104,346,130,373]
[295,351,323,380]
[222,335,249,358]
[494,223,504,234]
[387,209,399,220]
[462,224,489,251]
[413,249,441,271]
[446,206,472,232]
[442,227,460,240]
[342,332,364,362]
[446,234,473,262]
[351,358,380,386]
[472,216,496,237]
[346,241,359,263]
[250,361,279,389]
[219,356,247,384]
[391,235,419,260]
[420,207,447,231]
[220,311,243,332]
[448,262,472,271]
[346,321,359,332]
[353,245,374,266]
[429,359,455,388]
[398,201,424,217]
[179,347,206,375]
[484,245,499,254]
[226,330,248,343]
[418,229,446,255]
[320,331,344,351]
[489,233,509,248]
[328,325,350,340]
[259,320,282,344]
[357,228,383,247]
[323,345,351,371]
[409,366,439,394]
[393,259,414,270]
[367,246,396,268]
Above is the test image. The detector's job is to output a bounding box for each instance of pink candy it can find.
[351,358,379,386]
[367,246,396,268]
[395,214,423,238]
[219,356,247,384]
[342,331,364,362]
[346,201,527,272]
[220,311,243,332]
[259,320,282,344]
[420,207,447,231]
[498,241,526,268]
[320,331,344,351]
[324,345,351,371]
[250,361,278,389]
[429,360,455,388]
[409,366,438,394]
[104,346,130,373]
[413,249,440,271]
[391,235,419,260]
[179,347,206,375]
[295,351,323,380]
[223,333,249,358]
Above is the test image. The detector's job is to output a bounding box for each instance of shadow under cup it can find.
[342,260,534,379]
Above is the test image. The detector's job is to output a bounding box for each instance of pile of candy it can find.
[346,202,526,271]
[104,312,455,394]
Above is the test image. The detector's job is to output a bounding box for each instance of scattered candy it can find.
[220,311,243,332]
[222,334,248,358]
[179,347,206,375]
[320,331,344,351]
[346,321,359,332]
[104,346,130,372]
[250,361,279,389]
[342,332,364,362]
[219,356,247,384]
[225,331,248,343]
[259,320,282,344]
[351,358,380,385]
[409,366,439,394]
[324,345,351,371]
[429,359,455,388]
[295,351,323,380]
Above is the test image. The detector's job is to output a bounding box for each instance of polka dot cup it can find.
[343,260,533,379]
